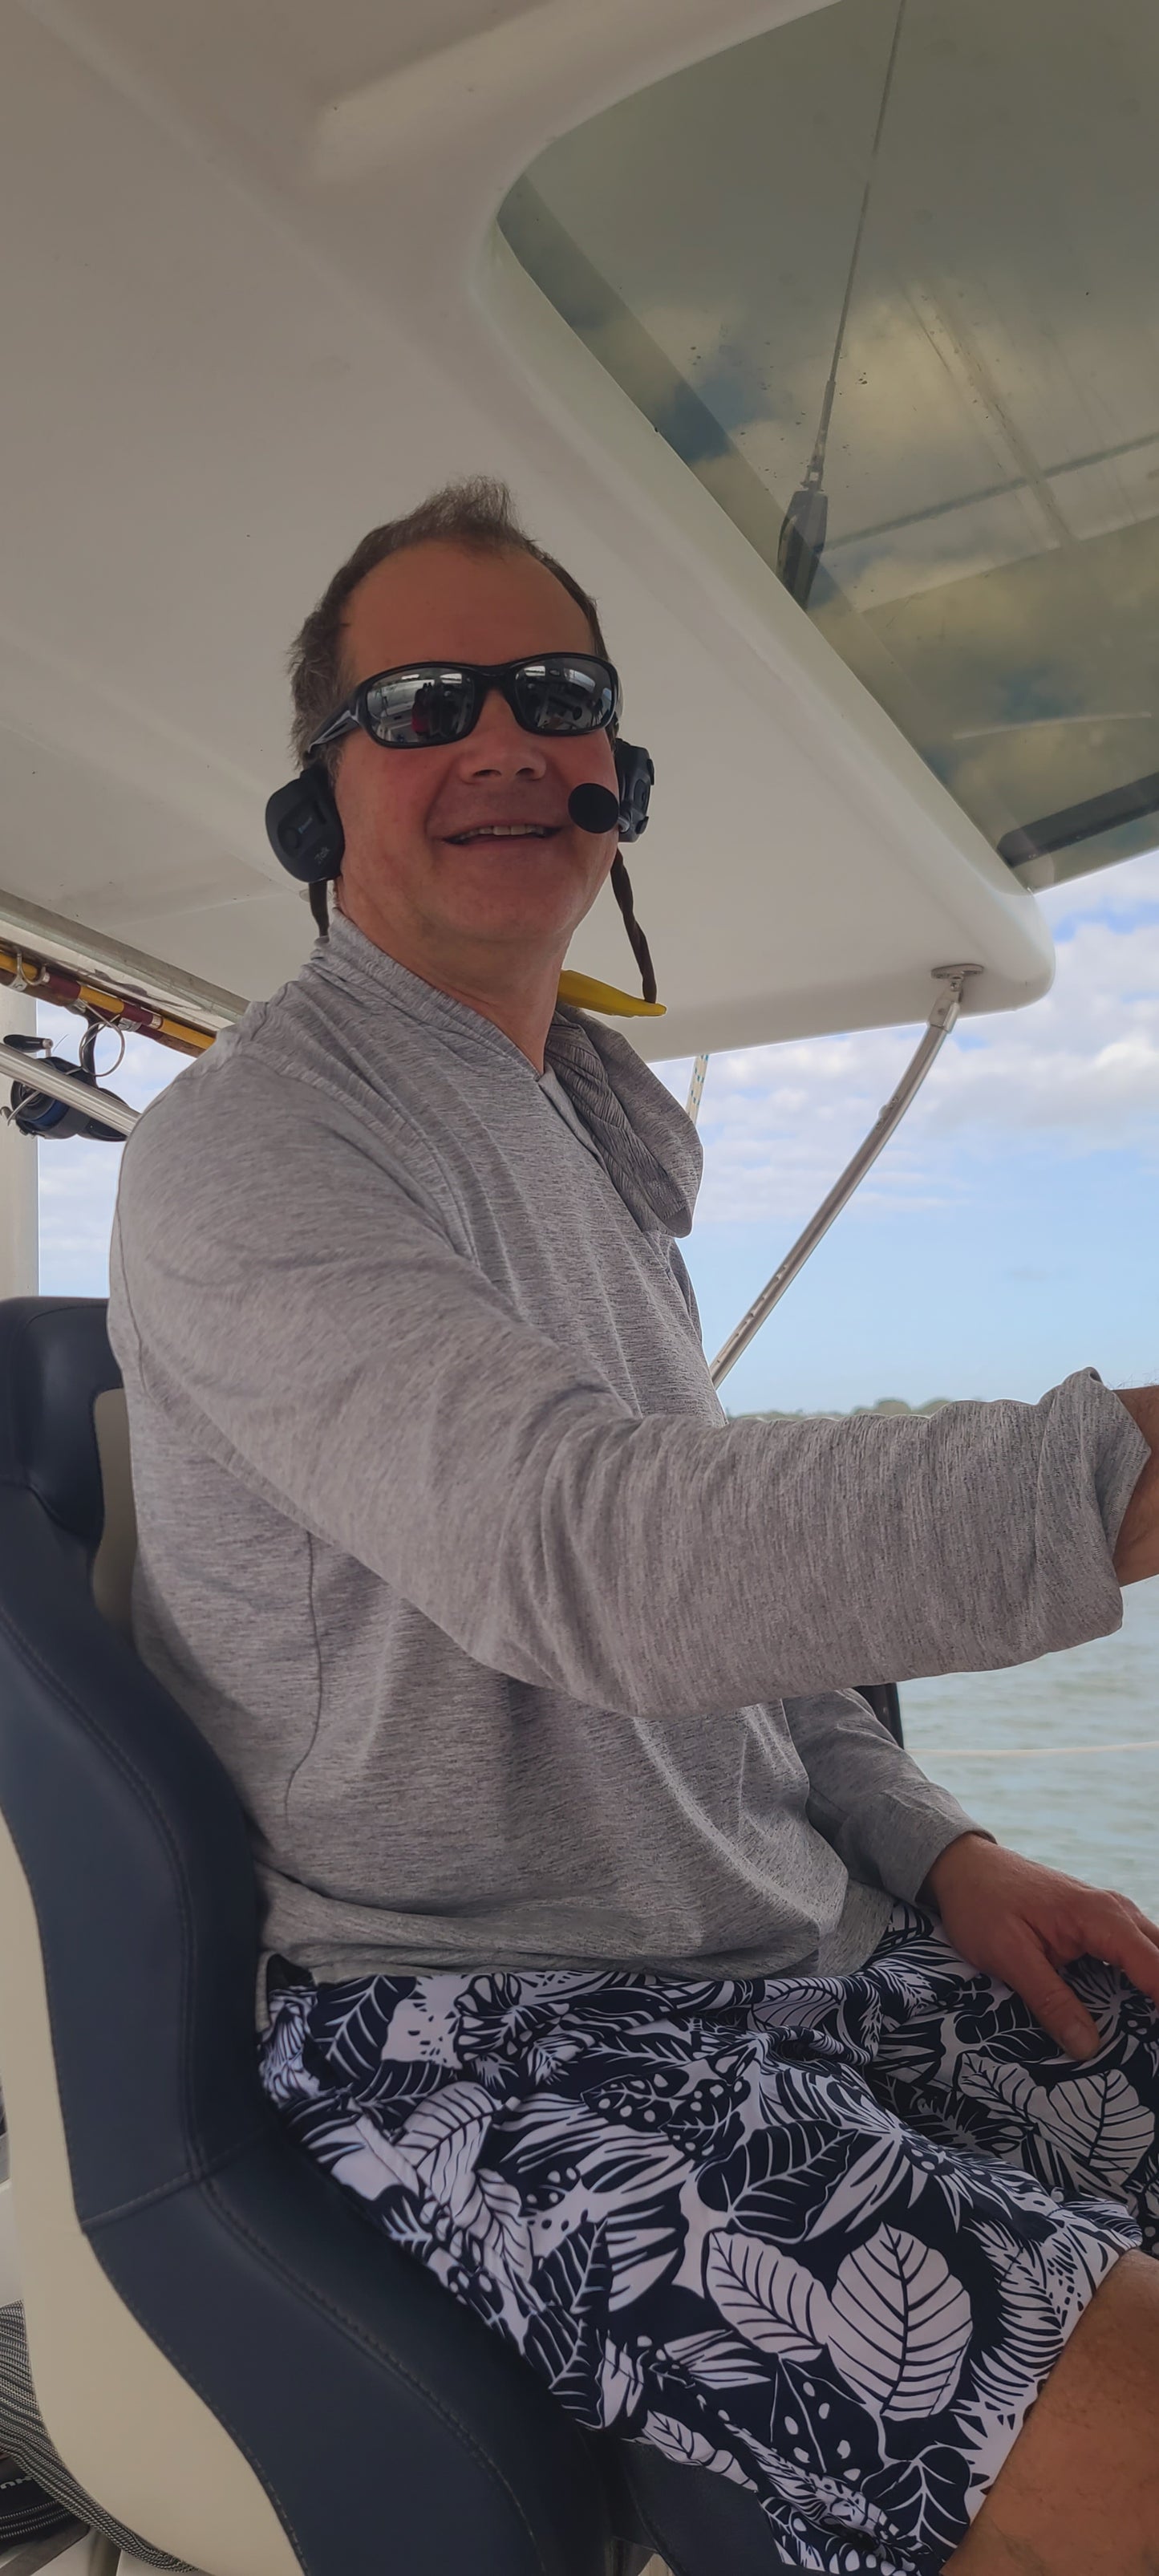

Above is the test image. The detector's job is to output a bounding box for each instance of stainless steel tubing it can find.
[0,1043,139,1138]
[684,1053,710,1125]
[708,965,980,1389]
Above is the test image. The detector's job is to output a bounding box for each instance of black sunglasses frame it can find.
[307,655,622,757]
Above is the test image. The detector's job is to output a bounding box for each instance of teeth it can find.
[452,824,552,842]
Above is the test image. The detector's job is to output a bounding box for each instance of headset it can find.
[265,737,654,882]
[265,737,659,1004]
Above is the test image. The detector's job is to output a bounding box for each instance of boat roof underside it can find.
[1,0,1061,1058]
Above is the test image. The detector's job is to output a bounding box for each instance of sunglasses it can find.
[307,654,622,757]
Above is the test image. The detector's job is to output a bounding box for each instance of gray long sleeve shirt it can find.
[107,915,1147,1990]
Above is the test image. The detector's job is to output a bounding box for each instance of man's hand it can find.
[921,1832,1159,2060]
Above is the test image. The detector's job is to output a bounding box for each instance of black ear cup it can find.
[265,763,346,883]
[614,739,654,842]
[569,743,658,1000]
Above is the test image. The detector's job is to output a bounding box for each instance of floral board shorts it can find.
[259,1905,1159,2576]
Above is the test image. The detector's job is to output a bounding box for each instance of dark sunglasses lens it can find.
[513,658,616,735]
[363,669,476,747]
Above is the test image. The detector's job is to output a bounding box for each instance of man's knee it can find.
[948,2251,1159,2571]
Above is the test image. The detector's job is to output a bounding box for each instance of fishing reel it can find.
[5,1018,131,1142]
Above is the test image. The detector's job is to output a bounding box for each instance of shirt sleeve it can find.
[783,1691,990,1901]
[110,1054,1149,1729]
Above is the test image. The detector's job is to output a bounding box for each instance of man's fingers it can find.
[1058,1899,1159,2011]
[1007,1940,1102,2060]
[1086,1912,1159,2013]
[1119,1901,1159,1969]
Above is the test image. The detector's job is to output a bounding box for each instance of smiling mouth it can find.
[444,823,561,845]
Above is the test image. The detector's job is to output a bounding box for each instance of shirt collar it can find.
[311,913,701,1236]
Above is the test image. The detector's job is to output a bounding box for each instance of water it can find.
[902,1576,1159,1920]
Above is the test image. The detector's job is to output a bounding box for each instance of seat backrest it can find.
[0,1298,296,2576]
[0,1298,614,2576]
[0,1283,136,1633]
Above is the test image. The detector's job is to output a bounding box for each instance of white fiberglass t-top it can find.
[4,0,1154,1274]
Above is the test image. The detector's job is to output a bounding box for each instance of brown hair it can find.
[288,474,611,774]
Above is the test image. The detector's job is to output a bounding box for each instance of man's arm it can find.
[784,1690,989,1901]
[111,1059,1150,1723]
[798,1388,1159,1929]
[1112,1389,1159,1582]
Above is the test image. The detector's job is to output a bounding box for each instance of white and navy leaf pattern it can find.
[861,2444,978,2562]
[661,2328,770,2390]
[1025,2212,1116,2315]
[715,2131,844,2249]
[698,2115,840,2238]
[959,2052,1154,2190]
[381,2079,494,2213]
[261,1909,1156,2576]
[954,2054,1040,2128]
[504,2095,686,2199]
[825,2227,973,2420]
[525,2221,612,2414]
[730,2428,826,2511]
[474,2164,535,2290]
[966,2211,1122,2437]
[1026,2069,1154,2186]
[638,2415,757,2486]
[603,2211,684,2310]
[600,2338,646,2426]
[704,2229,827,2359]
[964,2235,1070,2423]
[804,2129,918,2241]
[281,2107,391,2196]
[311,1976,417,2091]
[258,1987,321,2105]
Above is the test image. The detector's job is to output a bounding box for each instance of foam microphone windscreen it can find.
[567,782,620,834]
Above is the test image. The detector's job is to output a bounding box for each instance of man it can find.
[110,477,1159,2576]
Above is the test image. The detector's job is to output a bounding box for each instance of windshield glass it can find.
[498,0,1159,889]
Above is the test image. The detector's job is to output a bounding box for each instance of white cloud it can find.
[1060,849,1159,915]
[657,852,1159,1226]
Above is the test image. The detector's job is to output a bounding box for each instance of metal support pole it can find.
[0,1041,139,1141]
[709,965,980,1389]
[684,1053,710,1126]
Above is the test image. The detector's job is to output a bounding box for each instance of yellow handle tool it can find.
[557,972,665,1019]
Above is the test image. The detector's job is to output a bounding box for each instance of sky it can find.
[35,843,1159,1414]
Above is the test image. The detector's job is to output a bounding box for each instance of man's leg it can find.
[947,2249,1159,2572]
[856,1909,1159,2569]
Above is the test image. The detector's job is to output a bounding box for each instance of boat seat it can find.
[0,1296,792,2576]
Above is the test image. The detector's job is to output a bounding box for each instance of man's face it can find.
[332,540,620,968]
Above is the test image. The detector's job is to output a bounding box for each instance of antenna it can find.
[776,0,909,609]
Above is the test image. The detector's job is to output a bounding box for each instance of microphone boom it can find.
[568,782,620,834]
